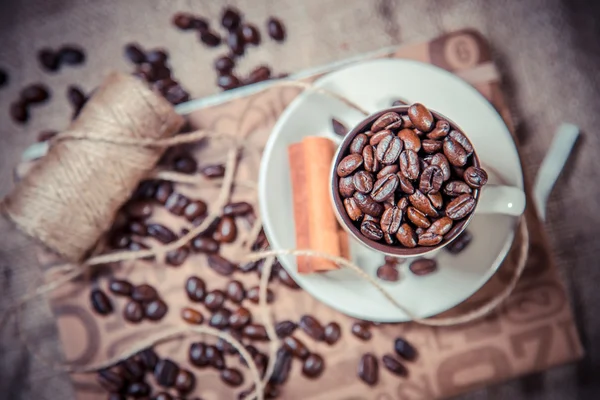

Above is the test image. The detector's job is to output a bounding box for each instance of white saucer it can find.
[259,59,523,322]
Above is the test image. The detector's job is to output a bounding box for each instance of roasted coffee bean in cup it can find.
[333,103,487,254]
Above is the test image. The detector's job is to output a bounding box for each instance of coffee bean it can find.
[270,347,293,384]
[154,393,173,400]
[175,368,195,394]
[21,83,50,104]
[369,130,392,146]
[202,345,225,370]
[353,192,383,217]
[97,369,125,392]
[448,129,474,155]
[10,101,28,123]
[222,7,242,31]
[408,103,434,133]
[376,134,402,164]
[127,240,152,260]
[350,171,372,194]
[212,216,237,243]
[185,276,206,302]
[422,139,442,154]
[380,206,402,234]
[394,337,418,361]
[124,43,146,64]
[145,299,168,321]
[90,289,113,315]
[172,12,196,30]
[428,216,453,236]
[243,323,269,340]
[242,24,261,45]
[38,48,59,71]
[165,193,191,216]
[371,174,398,202]
[108,279,133,296]
[124,300,144,323]
[172,154,197,174]
[146,48,168,65]
[275,320,297,338]
[418,231,443,246]
[400,113,413,128]
[398,128,421,152]
[154,181,173,204]
[348,134,367,155]
[419,165,444,194]
[337,154,363,177]
[324,117,347,138]
[124,200,153,219]
[181,201,206,222]
[223,201,252,216]
[201,164,226,178]
[321,322,341,345]
[181,307,204,324]
[58,45,86,65]
[396,223,417,248]
[111,230,130,248]
[399,149,420,180]
[217,73,241,90]
[135,348,158,371]
[427,120,450,140]
[147,223,177,244]
[302,353,325,378]
[351,321,372,340]
[283,336,309,359]
[189,236,218,254]
[155,359,179,387]
[299,315,325,341]
[382,354,408,376]
[372,112,401,133]
[165,84,189,105]
[215,55,235,74]
[395,174,414,195]
[225,280,246,303]
[207,254,236,276]
[377,264,399,281]
[229,307,252,329]
[200,30,221,47]
[409,190,439,217]
[267,17,286,41]
[360,219,383,241]
[204,289,226,310]
[126,381,151,397]
[445,230,472,254]
[464,166,488,188]
[362,145,380,173]
[277,267,300,289]
[247,286,275,304]
[443,137,469,167]
[446,194,476,220]
[427,192,443,210]
[376,165,398,180]
[210,308,232,329]
[409,258,437,276]
[406,206,431,229]
[189,342,209,367]
[358,353,378,386]
[335,176,354,200]
[126,220,147,238]
[217,329,242,355]
[227,29,245,56]
[221,368,244,387]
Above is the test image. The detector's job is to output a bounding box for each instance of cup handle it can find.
[475,185,526,216]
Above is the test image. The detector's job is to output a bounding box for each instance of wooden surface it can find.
[0,0,599,399]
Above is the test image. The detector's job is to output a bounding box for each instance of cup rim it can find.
[330,105,481,257]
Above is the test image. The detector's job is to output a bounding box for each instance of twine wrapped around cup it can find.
[1,72,185,262]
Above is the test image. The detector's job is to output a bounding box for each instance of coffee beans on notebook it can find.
[335,103,487,250]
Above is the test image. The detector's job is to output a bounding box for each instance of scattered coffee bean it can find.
[124,300,144,323]
[172,13,196,30]
[277,266,300,289]
[201,164,225,178]
[154,358,179,387]
[229,307,252,329]
[382,354,408,376]
[90,289,113,315]
[218,329,242,355]
[145,299,168,321]
[21,83,50,104]
[57,45,85,66]
[247,286,274,304]
[320,322,341,345]
[223,201,252,216]
[275,320,297,338]
[200,30,222,47]
[227,29,245,56]
[242,23,261,45]
[172,154,197,174]
[108,279,133,296]
[154,181,173,204]
[181,307,204,324]
[207,254,237,276]
[127,220,148,237]
[358,353,378,386]
[394,337,418,360]
[185,276,206,302]
[221,7,242,31]
[37,48,60,71]
[351,321,372,340]
[124,43,146,64]
[302,353,325,378]
[210,308,232,329]
[283,336,309,359]
[445,230,472,254]
[136,348,158,370]
[204,344,225,370]
[131,284,158,303]
[164,192,190,216]
[97,369,125,392]
[10,101,29,123]
[154,393,173,400]
[225,280,246,303]
[215,55,235,74]
[213,216,237,243]
[409,258,437,276]
[331,117,348,137]
[243,323,269,340]
[147,223,177,244]
[175,369,195,394]
[221,368,244,387]
[267,17,286,41]
[204,289,226,310]
[191,235,219,253]
[126,381,151,397]
[269,348,293,384]
[189,342,209,367]
[299,315,325,341]
[217,73,241,90]
[376,264,400,282]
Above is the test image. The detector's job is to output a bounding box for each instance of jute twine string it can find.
[2,78,529,400]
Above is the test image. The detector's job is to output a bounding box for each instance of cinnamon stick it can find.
[288,143,312,273]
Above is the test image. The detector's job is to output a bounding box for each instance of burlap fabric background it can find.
[0,0,598,399]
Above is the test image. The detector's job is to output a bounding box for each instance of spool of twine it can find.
[1,72,185,262]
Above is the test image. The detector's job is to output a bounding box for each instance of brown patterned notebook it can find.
[30,29,582,399]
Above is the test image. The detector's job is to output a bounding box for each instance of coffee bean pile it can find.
[336,103,488,249]
[170,7,288,91]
